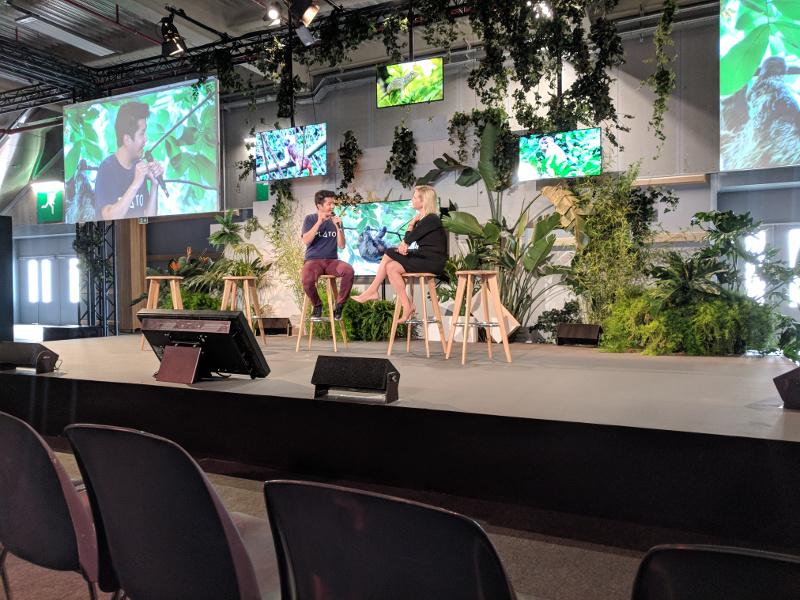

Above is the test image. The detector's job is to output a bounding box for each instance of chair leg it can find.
[296,296,309,352]
[387,292,402,356]
[462,274,475,365]
[87,580,98,600]
[0,546,12,600]
[420,277,431,357]
[446,276,467,359]
[487,275,512,363]
[481,277,493,359]
[325,278,337,352]
[330,278,348,348]
[427,276,447,354]
[406,278,414,352]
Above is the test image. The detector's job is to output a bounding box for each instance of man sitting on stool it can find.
[301,190,354,320]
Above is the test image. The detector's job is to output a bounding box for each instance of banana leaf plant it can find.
[417,121,510,222]
[443,204,565,326]
[418,120,567,325]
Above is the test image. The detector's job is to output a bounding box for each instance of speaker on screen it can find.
[311,355,400,404]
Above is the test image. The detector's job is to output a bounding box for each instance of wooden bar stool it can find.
[387,273,446,357]
[140,275,184,350]
[445,270,512,364]
[296,275,348,353]
[220,276,267,345]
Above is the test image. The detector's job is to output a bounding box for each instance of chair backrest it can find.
[0,412,97,580]
[64,424,262,600]
[263,480,517,600]
[631,544,800,600]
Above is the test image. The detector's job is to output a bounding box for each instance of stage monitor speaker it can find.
[311,355,399,404]
[774,367,800,410]
[556,323,602,347]
[0,341,59,374]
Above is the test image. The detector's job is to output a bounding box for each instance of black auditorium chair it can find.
[0,411,99,600]
[65,424,280,600]
[263,479,518,600]
[631,544,800,600]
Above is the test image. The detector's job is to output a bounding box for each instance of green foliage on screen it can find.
[720,0,800,96]
[376,58,444,108]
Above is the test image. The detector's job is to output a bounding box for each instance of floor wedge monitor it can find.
[311,355,400,404]
[0,341,59,373]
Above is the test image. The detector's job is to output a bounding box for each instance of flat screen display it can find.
[339,199,441,276]
[376,57,444,109]
[518,128,602,181]
[63,79,219,223]
[720,1,800,171]
[254,123,327,181]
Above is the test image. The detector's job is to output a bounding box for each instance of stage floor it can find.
[21,332,800,443]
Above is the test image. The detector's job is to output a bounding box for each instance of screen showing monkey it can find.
[720,1,800,171]
[518,127,602,181]
[337,198,441,276]
[253,123,327,182]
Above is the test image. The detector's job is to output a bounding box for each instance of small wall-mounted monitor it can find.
[376,57,444,109]
[518,127,602,181]
[338,199,442,277]
[63,79,220,223]
[254,123,327,181]
[139,308,269,382]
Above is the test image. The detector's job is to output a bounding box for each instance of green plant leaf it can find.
[523,234,556,272]
[477,122,500,191]
[442,211,484,236]
[455,168,481,187]
[720,24,770,96]
[483,221,500,242]
[773,0,800,21]
[780,22,800,52]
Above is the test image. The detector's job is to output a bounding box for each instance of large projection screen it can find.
[63,79,220,223]
[720,1,800,171]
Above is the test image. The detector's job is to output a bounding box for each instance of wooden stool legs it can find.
[445,271,512,364]
[140,276,184,350]
[221,277,267,345]
[387,273,446,357]
[295,275,348,352]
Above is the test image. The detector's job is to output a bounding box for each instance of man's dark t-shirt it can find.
[94,155,150,220]
[302,213,339,260]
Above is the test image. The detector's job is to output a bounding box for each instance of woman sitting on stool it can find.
[354,184,447,323]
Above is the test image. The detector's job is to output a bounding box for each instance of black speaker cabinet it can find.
[0,341,59,374]
[556,323,602,347]
[774,367,800,410]
[311,355,400,404]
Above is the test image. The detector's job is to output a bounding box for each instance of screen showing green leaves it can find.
[720,1,800,170]
[518,128,602,181]
[376,58,444,109]
[63,80,219,223]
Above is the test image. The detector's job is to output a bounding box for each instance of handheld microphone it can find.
[144,150,169,198]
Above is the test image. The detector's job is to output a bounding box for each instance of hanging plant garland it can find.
[642,0,678,149]
[385,123,418,189]
[336,130,364,208]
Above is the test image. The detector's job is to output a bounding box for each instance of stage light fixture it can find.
[160,14,185,57]
[288,0,320,27]
[264,1,282,21]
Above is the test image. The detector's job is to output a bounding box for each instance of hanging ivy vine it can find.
[336,130,364,207]
[642,0,678,148]
[385,123,418,189]
[447,107,509,162]
[380,13,409,63]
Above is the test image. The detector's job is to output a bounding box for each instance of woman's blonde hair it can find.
[414,185,439,217]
